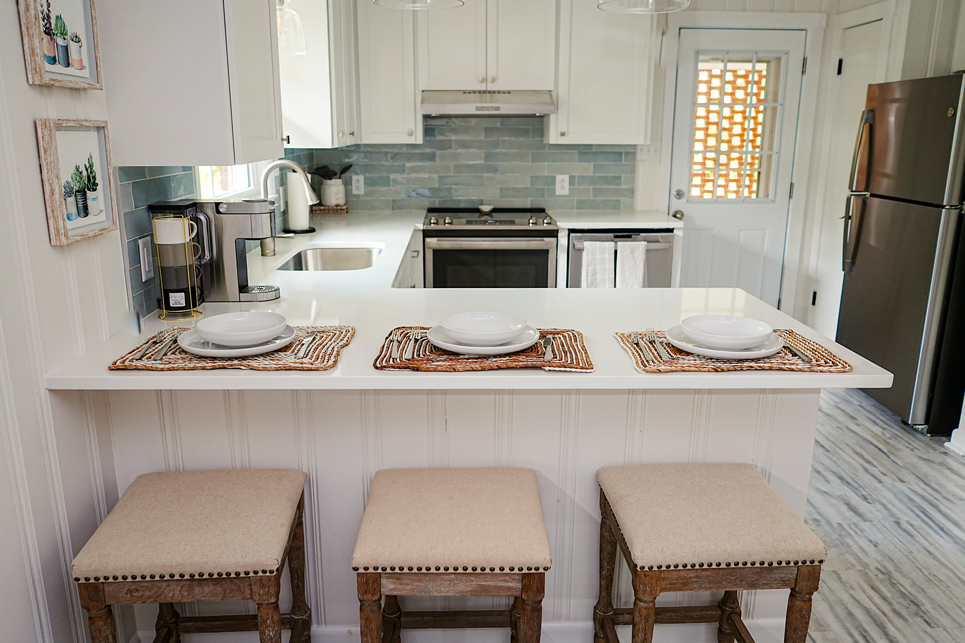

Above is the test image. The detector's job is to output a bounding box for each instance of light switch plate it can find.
[556,175,569,196]
[138,237,154,282]
[352,175,364,195]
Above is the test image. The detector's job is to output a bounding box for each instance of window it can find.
[689,53,782,201]
[196,164,253,199]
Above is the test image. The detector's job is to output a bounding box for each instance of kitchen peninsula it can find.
[46,211,891,643]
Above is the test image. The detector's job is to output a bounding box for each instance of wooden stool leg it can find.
[518,573,545,643]
[77,584,117,643]
[358,573,384,643]
[785,566,821,643]
[511,596,522,643]
[630,571,661,643]
[156,603,181,643]
[382,595,402,643]
[716,591,740,643]
[253,575,283,643]
[594,491,618,643]
[289,501,312,643]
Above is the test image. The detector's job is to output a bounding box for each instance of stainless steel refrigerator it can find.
[837,74,965,436]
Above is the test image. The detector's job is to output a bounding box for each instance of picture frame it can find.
[36,119,117,246]
[18,0,103,90]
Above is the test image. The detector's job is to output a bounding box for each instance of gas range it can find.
[424,207,557,231]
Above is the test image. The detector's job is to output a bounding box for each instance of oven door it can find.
[424,237,558,288]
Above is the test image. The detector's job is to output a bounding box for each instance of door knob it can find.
[672,210,684,220]
[673,189,685,200]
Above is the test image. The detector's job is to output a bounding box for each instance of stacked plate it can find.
[427,312,540,356]
[665,315,783,360]
[178,312,297,357]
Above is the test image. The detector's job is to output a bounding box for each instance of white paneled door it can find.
[670,29,806,307]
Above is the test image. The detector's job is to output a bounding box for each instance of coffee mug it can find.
[154,218,197,245]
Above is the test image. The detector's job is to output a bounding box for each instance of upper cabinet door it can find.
[279,0,335,149]
[551,0,655,145]
[418,0,487,90]
[101,0,282,166]
[487,0,555,91]
[357,1,421,144]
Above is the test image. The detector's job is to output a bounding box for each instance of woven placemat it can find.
[374,327,594,372]
[614,329,852,374]
[109,326,355,371]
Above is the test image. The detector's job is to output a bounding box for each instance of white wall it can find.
[0,1,127,641]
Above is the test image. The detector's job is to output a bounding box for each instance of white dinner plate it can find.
[439,311,528,346]
[196,311,288,347]
[426,325,540,356]
[665,325,784,360]
[178,325,297,358]
[679,314,773,350]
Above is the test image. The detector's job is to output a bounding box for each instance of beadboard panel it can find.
[94,388,821,638]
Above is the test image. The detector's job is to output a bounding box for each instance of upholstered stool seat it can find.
[72,469,311,643]
[353,468,552,643]
[594,463,826,643]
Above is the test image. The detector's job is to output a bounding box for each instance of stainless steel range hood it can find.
[421,90,556,116]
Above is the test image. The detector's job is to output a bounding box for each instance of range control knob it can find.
[529,216,538,225]
[444,216,453,225]
[543,216,554,225]
[429,216,439,225]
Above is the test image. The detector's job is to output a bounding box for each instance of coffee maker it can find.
[195,199,281,302]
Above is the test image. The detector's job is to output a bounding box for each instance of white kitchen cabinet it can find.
[100,0,283,166]
[417,0,556,91]
[549,0,656,145]
[279,0,360,149]
[391,229,424,289]
[357,1,421,144]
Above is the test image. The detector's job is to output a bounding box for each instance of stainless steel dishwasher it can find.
[567,229,675,288]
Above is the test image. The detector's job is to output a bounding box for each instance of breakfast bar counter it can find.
[44,212,891,643]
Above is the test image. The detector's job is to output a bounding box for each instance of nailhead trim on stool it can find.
[593,463,826,643]
[353,468,552,643]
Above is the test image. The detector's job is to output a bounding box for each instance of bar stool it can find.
[593,463,826,643]
[71,469,311,643]
[352,467,552,643]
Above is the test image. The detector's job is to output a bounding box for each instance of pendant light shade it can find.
[374,0,465,9]
[276,0,307,55]
[597,0,690,13]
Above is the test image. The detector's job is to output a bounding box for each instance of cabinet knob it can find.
[338,131,344,138]
[478,77,485,84]
[489,76,496,84]
[407,129,414,136]
[282,135,291,144]
[560,131,566,137]
[672,210,684,220]
[349,131,356,137]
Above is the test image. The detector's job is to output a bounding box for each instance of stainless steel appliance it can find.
[423,207,558,288]
[837,74,965,435]
[421,90,556,116]
[195,199,281,302]
[567,229,675,288]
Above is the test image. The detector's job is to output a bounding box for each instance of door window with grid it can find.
[690,53,784,202]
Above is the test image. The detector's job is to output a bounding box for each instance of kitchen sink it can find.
[278,246,382,271]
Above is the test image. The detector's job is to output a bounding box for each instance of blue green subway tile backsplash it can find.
[117,166,196,320]
[311,117,635,211]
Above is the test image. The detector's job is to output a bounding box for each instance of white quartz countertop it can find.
[45,210,892,391]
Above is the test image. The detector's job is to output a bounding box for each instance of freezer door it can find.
[836,197,956,424]
[860,75,965,205]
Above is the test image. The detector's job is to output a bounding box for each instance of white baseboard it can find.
[946,428,965,456]
[135,618,788,643]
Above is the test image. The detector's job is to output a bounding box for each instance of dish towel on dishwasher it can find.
[616,240,647,288]
[582,240,615,288]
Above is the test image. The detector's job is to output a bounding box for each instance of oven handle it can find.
[425,238,558,251]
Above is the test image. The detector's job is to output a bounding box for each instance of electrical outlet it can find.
[138,237,154,282]
[555,174,569,196]
[352,175,364,195]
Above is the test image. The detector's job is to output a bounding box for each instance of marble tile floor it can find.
[805,389,965,642]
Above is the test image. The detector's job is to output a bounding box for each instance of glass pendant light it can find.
[373,0,465,9]
[276,0,307,56]
[598,0,690,13]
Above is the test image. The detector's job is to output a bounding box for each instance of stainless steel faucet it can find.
[258,160,319,256]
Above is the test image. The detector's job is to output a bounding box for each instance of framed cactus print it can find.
[36,119,117,245]
[18,0,103,89]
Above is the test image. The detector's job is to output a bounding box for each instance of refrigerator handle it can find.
[849,110,874,193]
[843,195,865,271]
